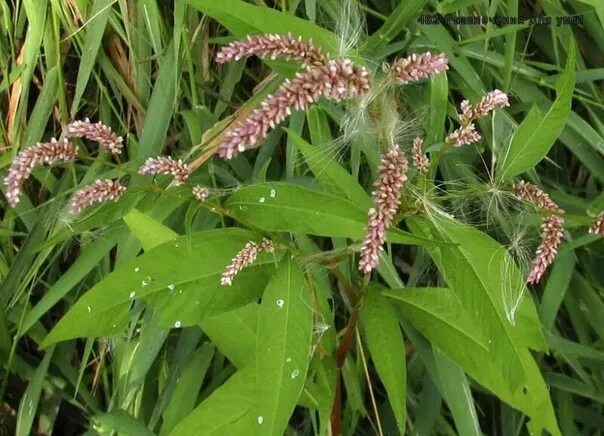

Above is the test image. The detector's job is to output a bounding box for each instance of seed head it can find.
[218,59,370,159]
[139,156,190,185]
[526,215,565,284]
[4,138,79,207]
[388,52,449,85]
[411,137,430,173]
[358,144,408,275]
[70,179,127,214]
[215,33,327,67]
[64,118,123,154]
[588,212,604,236]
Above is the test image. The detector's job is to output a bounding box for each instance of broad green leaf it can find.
[497,41,575,181]
[200,303,258,369]
[169,366,257,436]
[225,182,428,245]
[385,287,560,435]
[360,288,406,435]
[123,208,179,251]
[186,0,337,53]
[408,216,546,353]
[41,229,274,347]
[256,257,313,436]
[285,125,372,207]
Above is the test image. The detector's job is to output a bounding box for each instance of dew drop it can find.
[174,320,182,328]
[167,284,175,291]
[257,416,264,425]
[134,267,140,272]
[129,291,136,299]
[87,306,91,314]
[276,299,285,308]
[270,189,276,198]
[286,357,292,363]
[291,369,300,379]
[259,197,265,203]
[141,276,151,287]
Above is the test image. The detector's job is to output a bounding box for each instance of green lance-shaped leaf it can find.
[360,288,407,435]
[41,229,274,347]
[256,257,313,436]
[497,40,575,181]
[168,366,257,436]
[225,182,430,246]
[385,287,560,436]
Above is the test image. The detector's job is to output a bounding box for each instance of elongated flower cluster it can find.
[526,215,564,284]
[218,59,370,159]
[589,212,604,236]
[411,137,430,173]
[139,156,190,185]
[192,184,210,201]
[4,138,79,207]
[358,144,408,274]
[221,238,275,286]
[387,52,449,85]
[513,180,565,284]
[513,180,563,214]
[70,179,127,213]
[216,33,327,67]
[64,118,123,154]
[446,89,509,147]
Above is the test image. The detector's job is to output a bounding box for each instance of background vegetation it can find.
[1,0,603,435]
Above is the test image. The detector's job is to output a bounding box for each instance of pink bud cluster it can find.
[4,138,79,207]
[358,144,408,275]
[192,184,210,201]
[216,33,327,67]
[513,180,565,284]
[388,52,449,85]
[446,90,509,147]
[70,179,127,214]
[218,59,370,159]
[139,156,190,185]
[221,238,275,286]
[411,137,430,173]
[64,118,123,155]
[589,212,604,236]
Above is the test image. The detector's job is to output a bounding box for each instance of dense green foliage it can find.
[1,1,603,435]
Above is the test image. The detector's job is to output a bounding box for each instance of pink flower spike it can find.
[358,144,408,275]
[192,184,210,201]
[411,137,430,173]
[218,59,370,159]
[70,179,127,214]
[64,118,123,155]
[139,156,190,185]
[220,238,275,286]
[445,123,482,147]
[389,52,449,85]
[4,138,79,207]
[526,215,564,284]
[473,89,510,119]
[588,212,604,236]
[513,180,564,214]
[215,33,327,67]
